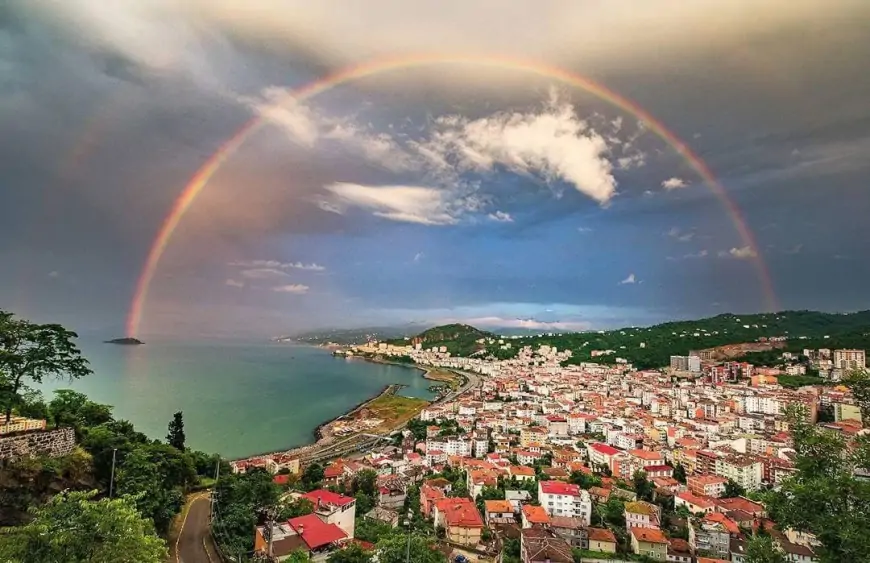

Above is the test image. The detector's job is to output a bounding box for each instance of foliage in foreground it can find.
[0,490,167,563]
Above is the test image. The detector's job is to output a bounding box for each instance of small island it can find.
[104,337,144,345]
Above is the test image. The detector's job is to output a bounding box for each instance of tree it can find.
[301,462,325,491]
[724,479,746,498]
[48,390,112,432]
[0,312,92,425]
[745,535,788,563]
[0,490,167,562]
[673,463,687,484]
[287,550,311,563]
[280,497,315,520]
[376,533,443,563]
[352,469,379,497]
[765,403,870,562]
[327,543,373,563]
[212,470,282,555]
[632,470,654,501]
[166,411,186,451]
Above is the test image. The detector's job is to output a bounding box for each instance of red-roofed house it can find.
[675,492,716,514]
[522,504,551,528]
[254,514,348,560]
[301,490,356,539]
[433,497,484,546]
[687,475,728,498]
[290,513,348,550]
[419,485,446,518]
[586,442,621,467]
[643,465,673,479]
[630,527,668,560]
[689,512,740,559]
[538,481,592,525]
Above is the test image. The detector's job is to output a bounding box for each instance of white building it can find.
[537,481,592,526]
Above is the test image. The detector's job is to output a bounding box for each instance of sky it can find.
[2,0,870,339]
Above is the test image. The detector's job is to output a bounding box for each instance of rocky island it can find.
[104,337,144,345]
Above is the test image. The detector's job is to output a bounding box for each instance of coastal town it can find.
[230,328,868,563]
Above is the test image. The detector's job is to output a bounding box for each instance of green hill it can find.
[424,311,870,370]
[387,323,495,356]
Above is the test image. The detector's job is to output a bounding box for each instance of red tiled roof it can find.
[643,465,672,473]
[589,443,620,456]
[630,526,668,544]
[288,514,347,550]
[703,511,741,534]
[676,492,715,509]
[540,481,582,497]
[435,498,483,528]
[586,527,617,543]
[522,504,551,524]
[273,474,290,485]
[303,489,355,508]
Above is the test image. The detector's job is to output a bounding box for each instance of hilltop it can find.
[104,337,144,345]
[386,323,495,356]
[420,311,870,370]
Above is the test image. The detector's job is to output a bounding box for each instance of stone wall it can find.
[0,428,76,460]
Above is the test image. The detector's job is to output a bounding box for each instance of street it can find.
[172,493,220,563]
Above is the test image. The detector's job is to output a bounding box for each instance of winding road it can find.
[171,493,220,563]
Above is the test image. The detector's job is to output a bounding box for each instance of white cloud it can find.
[272,284,309,294]
[240,268,290,279]
[413,252,424,262]
[719,246,758,259]
[618,273,637,285]
[661,177,689,190]
[323,182,461,225]
[683,250,708,259]
[415,91,617,203]
[488,211,514,223]
[786,244,803,255]
[577,226,593,233]
[316,200,344,215]
[230,260,325,271]
[667,227,694,242]
[225,279,245,288]
[48,271,60,278]
[460,316,592,332]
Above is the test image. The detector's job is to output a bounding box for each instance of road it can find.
[172,493,220,563]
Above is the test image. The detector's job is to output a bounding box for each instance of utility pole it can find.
[210,458,220,521]
[405,509,413,563]
[108,448,117,498]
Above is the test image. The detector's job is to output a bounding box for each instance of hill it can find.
[387,323,495,356]
[287,324,427,345]
[104,337,144,345]
[440,311,870,370]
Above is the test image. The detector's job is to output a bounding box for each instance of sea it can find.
[38,339,435,459]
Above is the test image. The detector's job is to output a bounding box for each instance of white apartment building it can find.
[833,349,866,371]
[714,455,763,491]
[538,481,592,526]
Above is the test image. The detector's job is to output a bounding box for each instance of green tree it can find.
[766,404,870,562]
[212,470,281,555]
[632,470,654,501]
[280,497,315,520]
[724,479,746,498]
[673,463,687,484]
[745,535,788,563]
[569,470,602,490]
[327,543,373,563]
[601,498,626,526]
[0,312,92,425]
[301,462,325,491]
[166,411,186,450]
[287,549,311,563]
[0,490,167,563]
[376,533,444,563]
[48,390,112,433]
[352,469,379,497]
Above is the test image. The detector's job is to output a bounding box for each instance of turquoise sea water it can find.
[39,340,434,459]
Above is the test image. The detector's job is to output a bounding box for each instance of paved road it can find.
[172,493,220,563]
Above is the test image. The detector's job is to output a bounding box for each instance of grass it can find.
[425,369,462,389]
[363,394,430,430]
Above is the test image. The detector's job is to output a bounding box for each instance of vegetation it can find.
[327,543,373,563]
[363,395,430,430]
[374,533,444,563]
[745,534,788,563]
[0,310,92,424]
[387,323,495,356]
[211,469,283,556]
[776,375,832,389]
[0,490,168,563]
[166,411,186,450]
[410,311,870,369]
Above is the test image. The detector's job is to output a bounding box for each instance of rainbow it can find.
[126,54,778,337]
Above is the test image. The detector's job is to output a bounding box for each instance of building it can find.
[0,416,46,435]
[689,513,739,559]
[586,527,618,554]
[630,527,668,560]
[667,538,693,563]
[521,504,551,528]
[714,455,763,491]
[505,490,532,513]
[483,500,515,525]
[833,349,865,371]
[549,516,587,548]
[624,501,661,529]
[834,402,862,423]
[521,528,574,563]
[433,497,484,546]
[687,475,729,498]
[538,481,592,525]
[675,492,716,514]
[254,513,348,560]
[671,356,690,372]
[301,490,357,539]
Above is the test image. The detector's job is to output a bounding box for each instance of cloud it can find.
[577,226,593,233]
[414,91,617,203]
[413,252,424,262]
[316,200,344,215]
[48,271,60,279]
[617,153,647,170]
[225,279,245,288]
[272,284,309,294]
[229,260,325,271]
[240,268,291,279]
[459,316,592,332]
[719,246,758,259]
[618,273,637,285]
[667,227,695,242]
[786,244,803,255]
[323,182,461,225]
[684,250,708,259]
[488,211,514,223]
[661,177,689,190]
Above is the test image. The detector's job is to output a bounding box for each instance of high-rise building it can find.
[670,356,689,371]
[833,349,866,371]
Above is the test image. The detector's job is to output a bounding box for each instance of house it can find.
[433,498,484,546]
[588,486,611,504]
[509,465,537,482]
[714,496,765,518]
[505,490,532,513]
[483,500,515,525]
[266,455,301,475]
[586,527,618,554]
[521,527,574,563]
[364,507,398,528]
[419,485,446,518]
[301,490,356,539]
[549,516,587,548]
[468,468,499,499]
[254,513,348,561]
[689,513,739,559]
[630,527,668,561]
[538,481,592,525]
[521,504,551,528]
[624,500,661,529]
[687,475,728,498]
[675,492,716,514]
[667,538,693,563]
[376,476,407,510]
[644,464,674,479]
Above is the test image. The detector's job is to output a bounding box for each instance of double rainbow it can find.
[126,54,777,336]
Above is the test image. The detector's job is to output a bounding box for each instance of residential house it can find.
[483,500,515,525]
[505,490,532,513]
[302,490,357,539]
[538,481,592,525]
[667,538,693,563]
[630,527,669,561]
[521,504,551,528]
[433,497,484,547]
[254,513,348,561]
[364,507,399,528]
[376,476,407,510]
[509,465,537,482]
[675,492,716,514]
[521,528,574,563]
[689,512,739,559]
[624,501,661,529]
[586,527,618,554]
[549,516,587,548]
[687,475,728,498]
